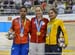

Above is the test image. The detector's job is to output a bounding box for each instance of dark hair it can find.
[20,6,27,12]
[49,8,58,14]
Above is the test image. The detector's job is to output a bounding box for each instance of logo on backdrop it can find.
[8,16,12,21]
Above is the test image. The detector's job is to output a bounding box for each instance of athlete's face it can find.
[48,10,57,20]
[20,8,27,18]
[35,7,43,18]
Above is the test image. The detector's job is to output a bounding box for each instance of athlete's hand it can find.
[63,44,67,49]
[7,29,15,40]
[9,29,13,32]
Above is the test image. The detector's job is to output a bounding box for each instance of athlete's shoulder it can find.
[56,19,63,22]
[12,17,19,22]
[43,18,48,20]
[26,18,31,24]
[26,18,30,22]
[43,18,49,23]
[55,19,64,25]
[31,17,36,21]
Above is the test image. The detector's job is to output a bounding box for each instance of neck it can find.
[21,16,26,20]
[22,18,25,20]
[36,16,42,21]
[50,18,55,21]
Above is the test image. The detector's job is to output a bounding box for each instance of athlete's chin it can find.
[21,15,25,18]
[36,15,42,18]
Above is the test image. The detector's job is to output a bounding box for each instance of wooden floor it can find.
[0,50,75,55]
[0,50,10,55]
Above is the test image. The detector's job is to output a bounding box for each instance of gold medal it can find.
[37,32,41,36]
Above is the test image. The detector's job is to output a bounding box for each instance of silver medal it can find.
[20,33,23,37]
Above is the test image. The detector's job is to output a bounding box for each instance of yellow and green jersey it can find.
[46,18,68,45]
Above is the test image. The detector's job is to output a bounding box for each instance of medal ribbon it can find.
[35,19,43,32]
[19,18,26,35]
[47,25,51,35]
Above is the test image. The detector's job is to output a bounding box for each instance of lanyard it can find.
[47,24,51,35]
[35,19,43,32]
[47,26,51,35]
[19,18,26,34]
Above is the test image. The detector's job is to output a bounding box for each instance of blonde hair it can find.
[35,6,43,11]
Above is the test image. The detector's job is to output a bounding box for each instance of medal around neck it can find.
[20,33,24,37]
[19,18,26,37]
[35,19,42,36]
[37,32,41,36]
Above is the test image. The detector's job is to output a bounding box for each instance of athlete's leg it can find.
[37,43,45,55]
[21,43,29,55]
[29,43,37,55]
[45,44,51,55]
[49,45,62,55]
[11,43,20,55]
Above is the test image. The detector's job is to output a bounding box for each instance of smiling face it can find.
[48,9,57,20]
[35,7,43,18]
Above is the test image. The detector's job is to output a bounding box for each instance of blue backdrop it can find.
[0,22,12,32]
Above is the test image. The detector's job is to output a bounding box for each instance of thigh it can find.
[11,44,20,55]
[37,43,45,55]
[21,43,29,55]
[50,45,62,55]
[55,46,62,55]
[29,43,37,55]
[45,44,51,55]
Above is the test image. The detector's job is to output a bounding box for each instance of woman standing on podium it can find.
[30,6,49,55]
[8,6,30,55]
[45,8,68,55]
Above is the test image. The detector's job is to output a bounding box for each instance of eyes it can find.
[48,12,54,15]
[20,10,26,12]
[36,10,42,12]
[48,10,56,15]
[20,8,27,13]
